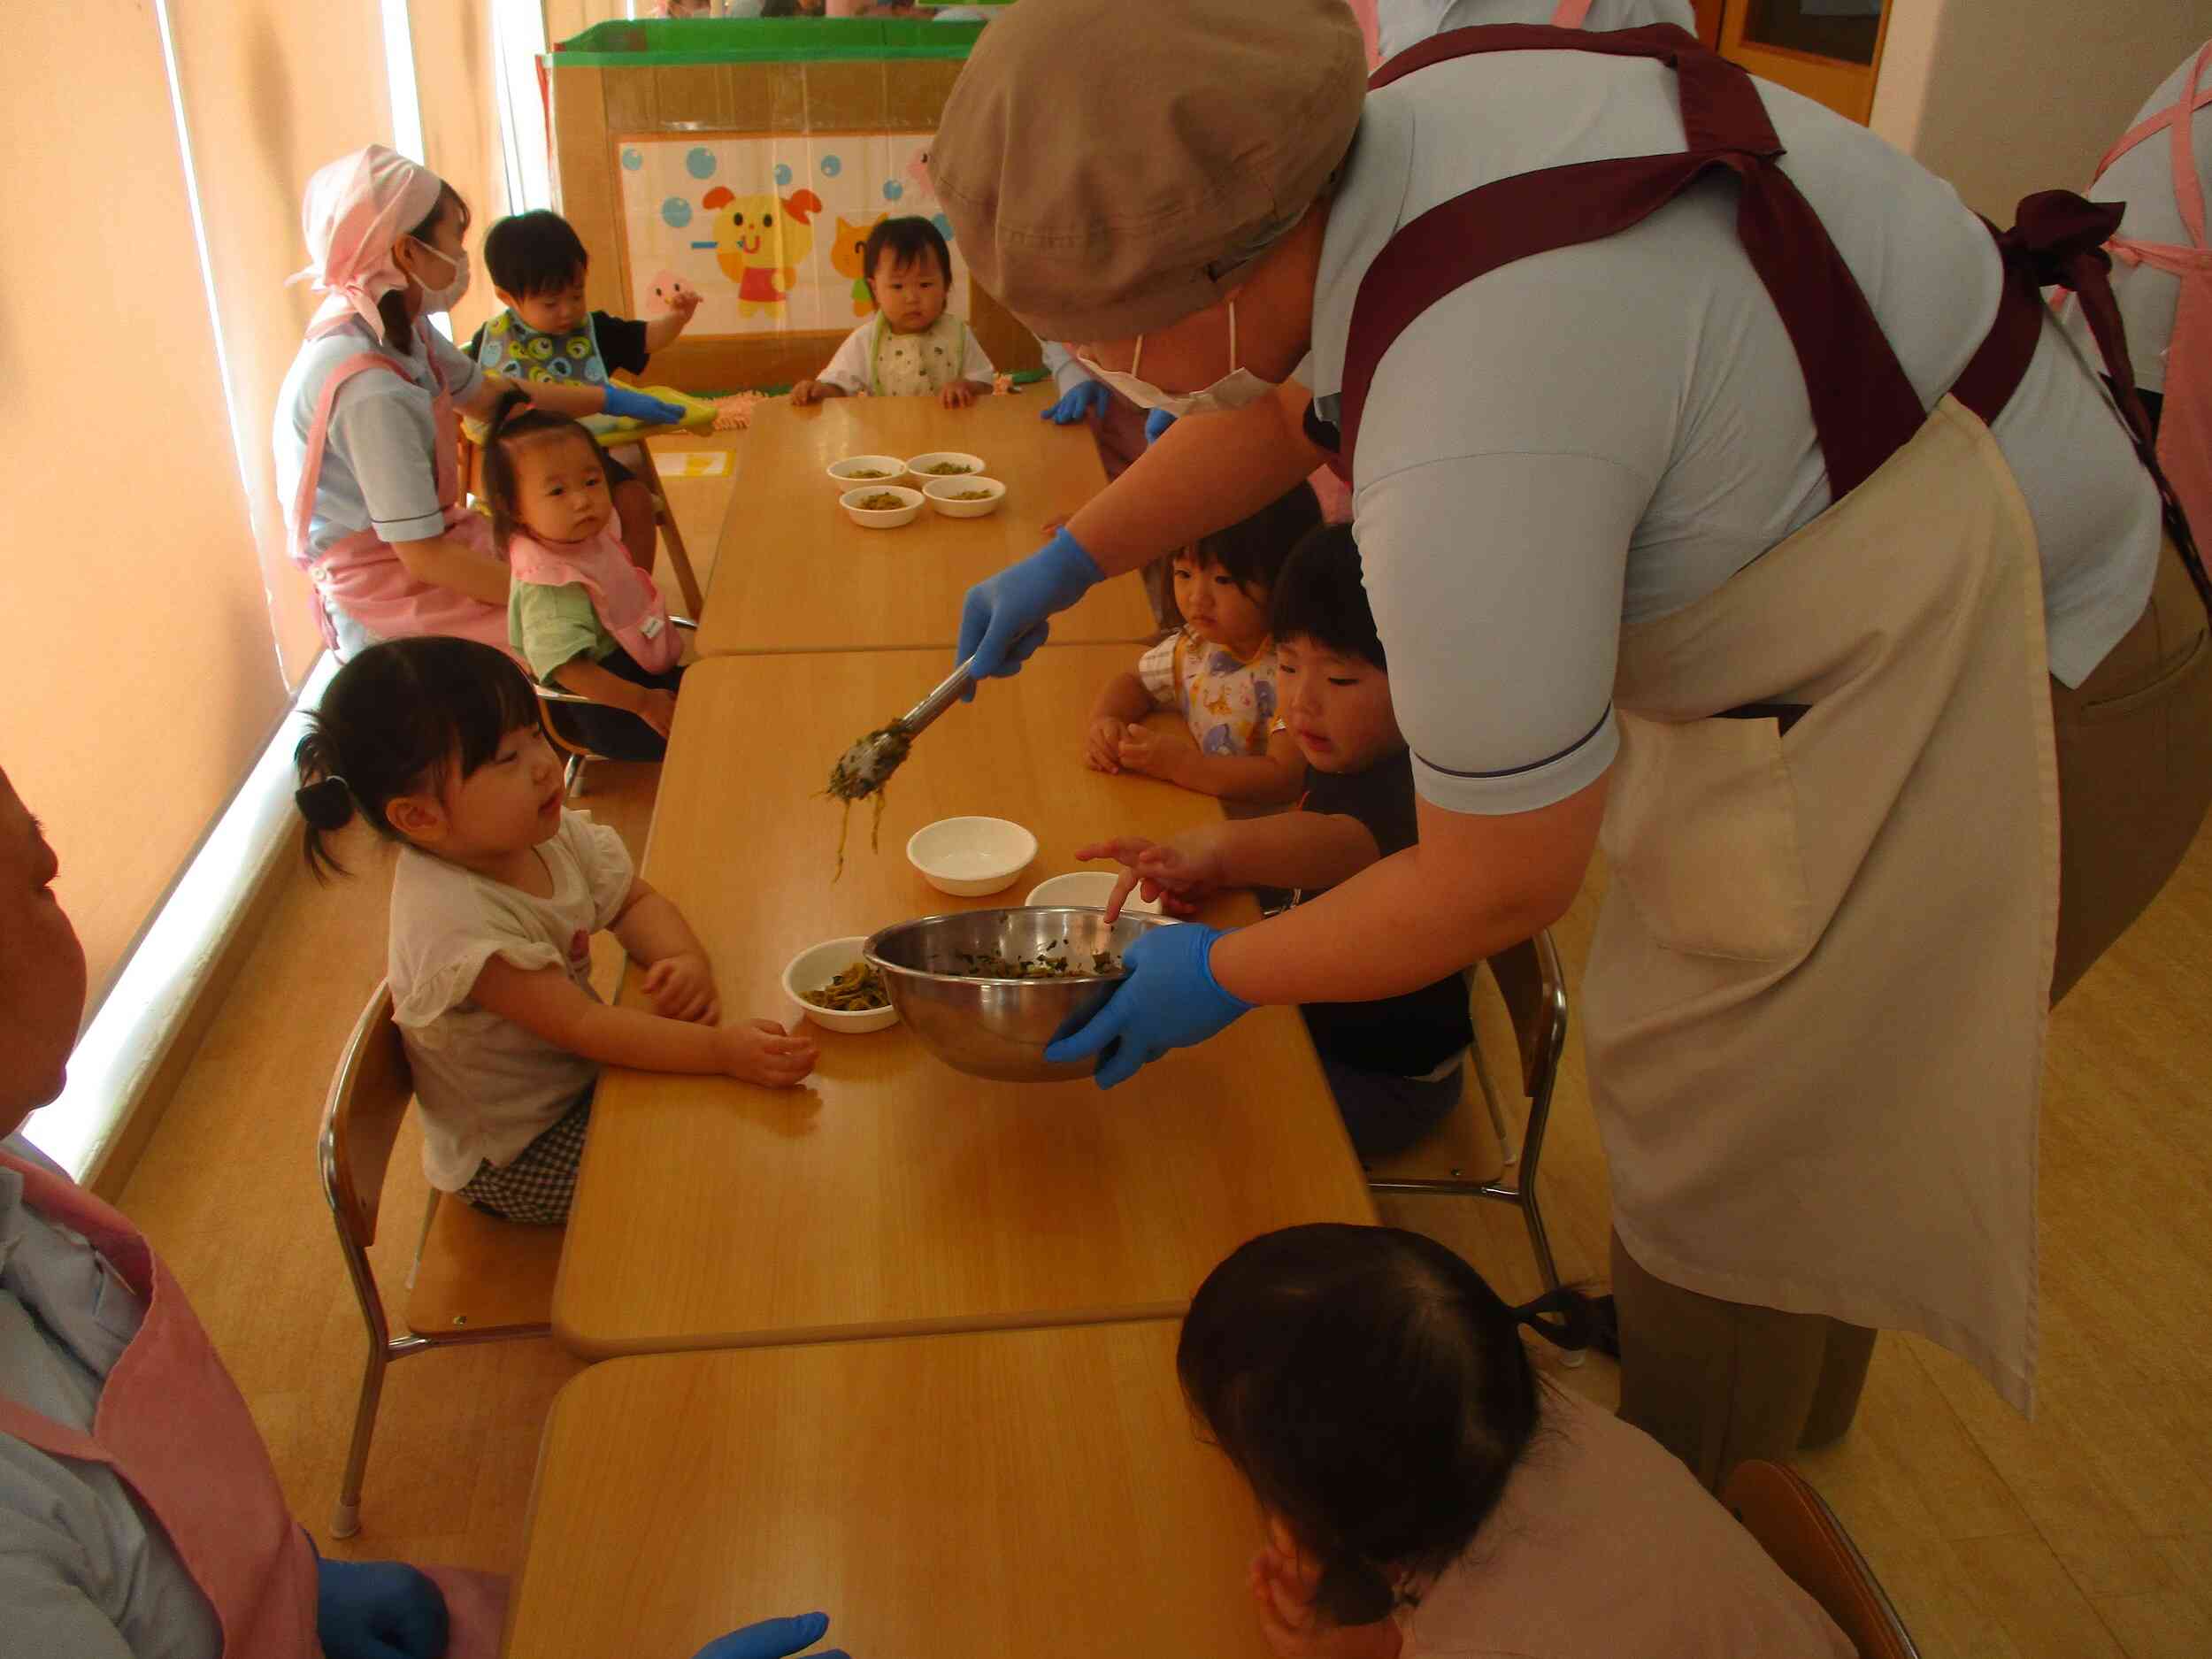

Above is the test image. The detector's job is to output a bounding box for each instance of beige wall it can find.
[1872,0,2212,218]
[0,0,296,1007]
[167,1,397,689]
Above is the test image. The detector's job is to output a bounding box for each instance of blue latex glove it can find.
[315,1557,449,1659]
[602,383,688,426]
[1143,408,1177,446]
[1044,922,1253,1088]
[693,1612,849,1659]
[1041,379,1112,425]
[956,526,1104,686]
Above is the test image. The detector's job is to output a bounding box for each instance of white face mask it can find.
[408,236,472,315]
[1080,303,1279,418]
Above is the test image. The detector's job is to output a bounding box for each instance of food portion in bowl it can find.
[945,488,994,500]
[804,960,888,1011]
[852,492,909,511]
[904,450,987,481]
[839,484,926,528]
[826,454,907,488]
[950,945,1123,979]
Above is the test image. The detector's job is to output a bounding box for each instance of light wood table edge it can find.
[549,1288,1192,1361]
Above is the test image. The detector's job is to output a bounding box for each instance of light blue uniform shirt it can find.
[1300,49,2158,816]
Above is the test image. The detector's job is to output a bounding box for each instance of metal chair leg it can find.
[634,443,704,618]
[332,1344,387,1539]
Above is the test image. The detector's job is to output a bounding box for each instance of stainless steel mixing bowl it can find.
[863,907,1177,1082]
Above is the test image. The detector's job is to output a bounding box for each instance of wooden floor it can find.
[105,426,2212,1657]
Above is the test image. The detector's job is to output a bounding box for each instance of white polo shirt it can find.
[1301,48,2160,816]
[2060,44,2212,396]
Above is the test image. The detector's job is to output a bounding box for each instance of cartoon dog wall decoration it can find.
[693,186,826,320]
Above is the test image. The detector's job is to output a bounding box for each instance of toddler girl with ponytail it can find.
[1177,1225,1853,1658]
[295,636,814,1225]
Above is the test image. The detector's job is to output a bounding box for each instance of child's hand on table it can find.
[641,951,719,1024]
[1086,716,1129,772]
[790,378,827,407]
[718,1019,818,1087]
[1077,831,1225,920]
[940,380,979,410]
[632,688,679,739]
[1114,723,1187,783]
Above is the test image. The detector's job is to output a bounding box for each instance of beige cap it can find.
[930,0,1367,343]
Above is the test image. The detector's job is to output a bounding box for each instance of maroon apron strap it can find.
[1339,24,1925,500]
[1961,189,2212,613]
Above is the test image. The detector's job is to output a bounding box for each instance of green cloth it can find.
[510,580,618,683]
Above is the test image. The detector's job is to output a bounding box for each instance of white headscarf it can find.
[1375,0,1696,60]
[288,144,447,341]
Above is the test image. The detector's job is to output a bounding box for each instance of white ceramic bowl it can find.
[840,484,925,529]
[922,474,1006,518]
[826,454,907,488]
[781,934,901,1033]
[907,816,1038,897]
[904,450,987,484]
[1024,870,1163,916]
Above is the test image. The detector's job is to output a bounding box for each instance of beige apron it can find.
[1586,397,2057,1411]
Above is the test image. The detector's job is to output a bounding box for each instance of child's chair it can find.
[1363,930,1570,1303]
[1723,1460,1921,1658]
[317,982,565,1538]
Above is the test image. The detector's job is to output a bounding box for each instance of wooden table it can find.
[556,646,1374,1356]
[694,394,1158,655]
[506,1323,1274,1659]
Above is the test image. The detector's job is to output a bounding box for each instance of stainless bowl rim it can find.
[861,906,1173,987]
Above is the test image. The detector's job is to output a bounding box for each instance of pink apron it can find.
[0,1148,507,1657]
[2083,40,2212,547]
[288,320,512,657]
[508,526,683,674]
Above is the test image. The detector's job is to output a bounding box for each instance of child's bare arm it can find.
[1118,726,1306,805]
[1208,810,1382,891]
[610,878,719,1025]
[1092,672,1156,725]
[470,955,814,1085]
[551,657,678,739]
[641,293,701,353]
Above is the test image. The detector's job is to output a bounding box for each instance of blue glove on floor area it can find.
[1143,408,1176,446]
[693,1612,850,1659]
[602,383,688,426]
[956,526,1105,687]
[315,1557,449,1659]
[1041,380,1112,425]
[1044,922,1253,1088]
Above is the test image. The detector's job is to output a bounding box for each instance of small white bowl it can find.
[907,816,1038,897]
[840,484,925,528]
[904,451,987,484]
[922,474,1006,518]
[781,935,901,1033]
[826,455,907,488]
[1024,871,1163,916]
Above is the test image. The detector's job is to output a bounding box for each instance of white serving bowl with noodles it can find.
[781,935,900,1033]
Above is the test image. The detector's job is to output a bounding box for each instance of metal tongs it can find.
[827,657,976,801]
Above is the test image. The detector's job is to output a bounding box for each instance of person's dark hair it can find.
[377,185,466,356]
[1271,523,1384,669]
[862,214,955,291]
[293,637,542,880]
[482,210,590,302]
[1178,1225,1601,1629]
[477,389,603,554]
[1186,480,1322,600]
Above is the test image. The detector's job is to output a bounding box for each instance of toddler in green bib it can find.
[791,216,995,409]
